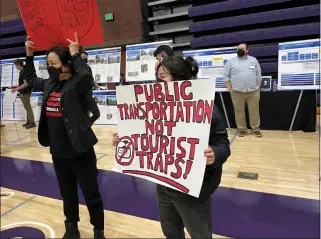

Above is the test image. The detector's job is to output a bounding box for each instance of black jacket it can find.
[85,65,100,124]
[87,96,100,125]
[24,54,98,153]
[203,106,230,200]
[162,106,230,204]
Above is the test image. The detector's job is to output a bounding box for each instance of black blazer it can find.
[24,54,98,153]
[87,95,100,125]
[86,65,100,124]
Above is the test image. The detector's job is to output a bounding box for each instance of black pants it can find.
[157,185,212,239]
[52,148,104,230]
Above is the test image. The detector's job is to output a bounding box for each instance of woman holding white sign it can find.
[113,56,230,239]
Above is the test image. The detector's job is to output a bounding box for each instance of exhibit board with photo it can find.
[0,56,49,87]
[183,46,237,92]
[87,47,121,84]
[278,39,320,90]
[92,91,118,125]
[1,91,118,125]
[126,41,172,82]
[1,92,40,121]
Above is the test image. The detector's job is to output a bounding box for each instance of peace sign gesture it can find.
[67,32,80,56]
[25,36,35,56]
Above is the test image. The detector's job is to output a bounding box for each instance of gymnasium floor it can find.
[0,121,319,238]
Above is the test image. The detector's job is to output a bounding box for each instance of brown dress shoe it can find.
[254,131,262,137]
[238,130,247,137]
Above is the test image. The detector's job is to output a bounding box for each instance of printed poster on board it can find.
[126,41,172,82]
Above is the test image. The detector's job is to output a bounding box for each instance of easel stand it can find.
[289,90,303,133]
[219,92,231,129]
[316,89,319,130]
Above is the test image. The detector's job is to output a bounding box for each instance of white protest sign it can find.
[113,79,216,198]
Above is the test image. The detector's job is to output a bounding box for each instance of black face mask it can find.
[47,66,62,80]
[237,49,245,57]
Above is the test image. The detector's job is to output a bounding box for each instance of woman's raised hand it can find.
[25,36,35,56]
[67,32,80,56]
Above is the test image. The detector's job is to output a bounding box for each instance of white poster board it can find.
[92,91,118,125]
[0,56,49,87]
[1,91,118,125]
[126,41,172,82]
[278,39,320,90]
[87,47,121,84]
[183,46,237,92]
[113,79,216,198]
[1,92,39,121]
[3,88,18,103]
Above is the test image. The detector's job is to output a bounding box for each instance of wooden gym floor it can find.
[0,121,319,238]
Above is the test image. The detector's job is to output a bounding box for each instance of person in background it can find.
[80,51,89,63]
[11,59,36,129]
[24,34,105,239]
[119,73,128,86]
[224,43,262,137]
[80,50,101,125]
[113,56,230,239]
[154,45,175,71]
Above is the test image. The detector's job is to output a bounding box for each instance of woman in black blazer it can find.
[24,34,105,239]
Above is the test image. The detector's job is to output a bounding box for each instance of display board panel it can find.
[183,46,237,92]
[1,56,49,87]
[87,47,121,84]
[1,91,117,125]
[278,39,320,90]
[126,41,172,82]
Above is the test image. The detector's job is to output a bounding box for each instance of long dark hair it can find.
[156,56,199,81]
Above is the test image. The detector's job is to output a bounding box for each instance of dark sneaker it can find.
[23,122,29,127]
[62,221,80,239]
[238,130,247,137]
[254,131,262,137]
[94,229,105,239]
[1,124,4,127]
[26,123,36,129]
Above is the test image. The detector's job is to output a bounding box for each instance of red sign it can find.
[17,0,104,51]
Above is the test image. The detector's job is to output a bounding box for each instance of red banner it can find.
[17,0,104,51]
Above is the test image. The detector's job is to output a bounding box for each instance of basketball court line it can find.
[0,191,229,238]
[97,153,108,160]
[1,221,56,238]
[229,129,238,145]
[1,195,37,217]
[1,156,319,239]
[2,129,38,144]
[1,192,15,200]
[2,143,108,160]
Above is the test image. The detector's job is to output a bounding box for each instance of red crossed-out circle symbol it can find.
[115,136,135,166]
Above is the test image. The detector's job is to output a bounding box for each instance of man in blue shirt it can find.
[224,43,262,137]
